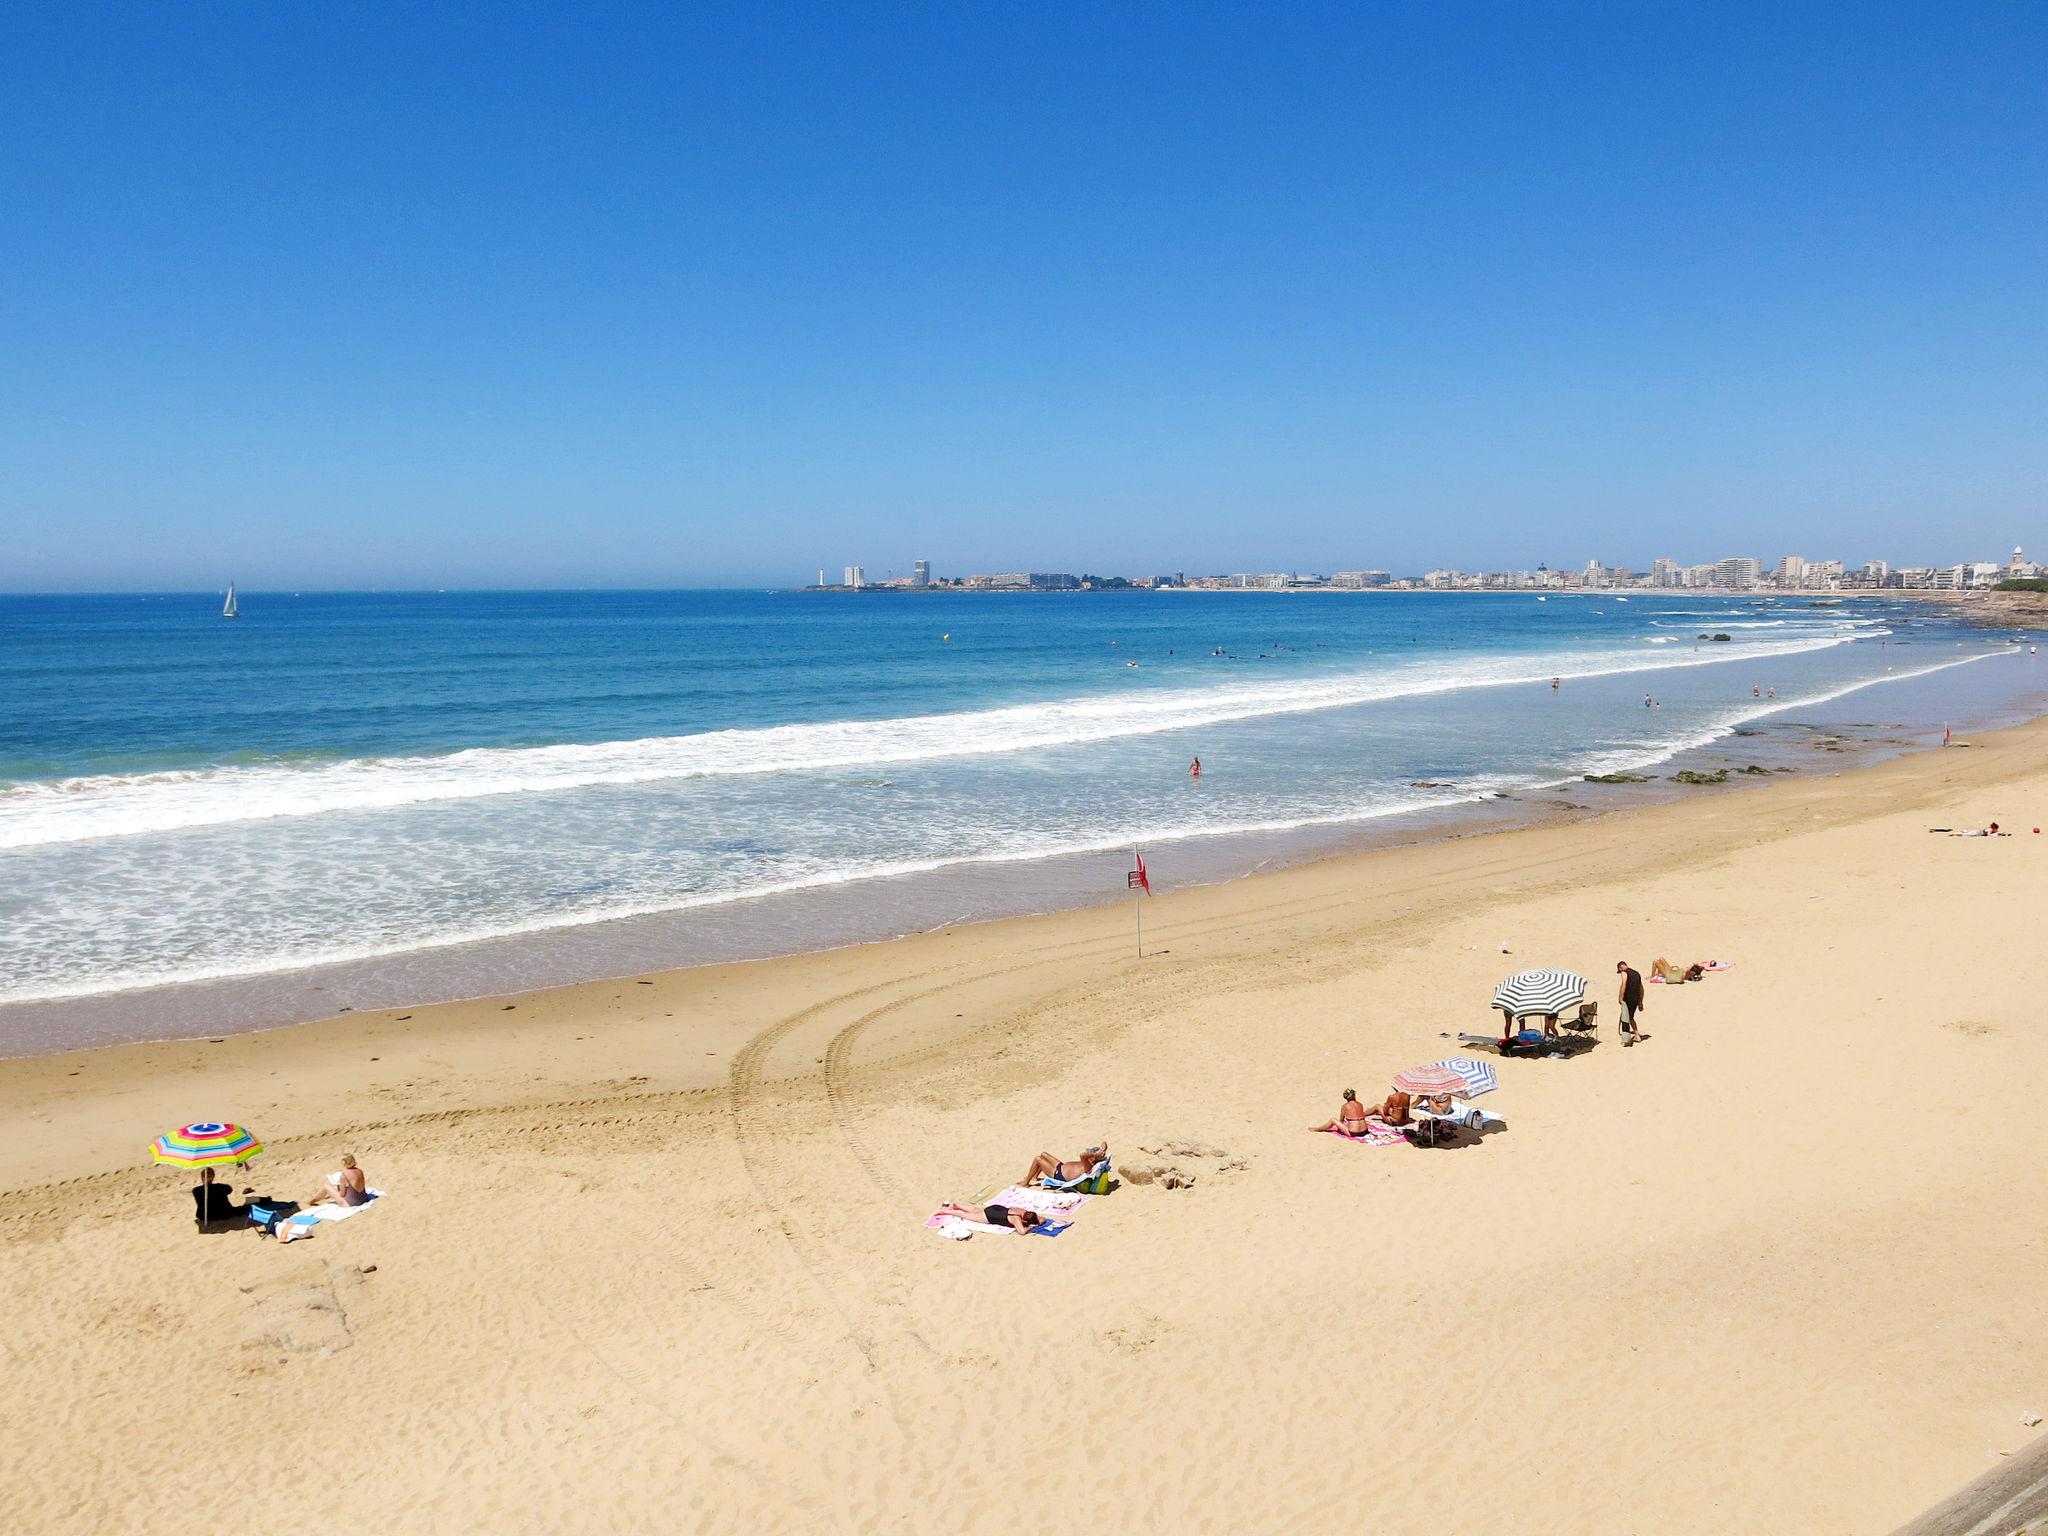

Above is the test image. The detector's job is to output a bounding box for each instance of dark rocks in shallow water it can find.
[1670,769,1729,785]
[1697,632,1734,642]
[1583,773,1652,784]
[1407,780,1456,789]
[1736,764,1795,775]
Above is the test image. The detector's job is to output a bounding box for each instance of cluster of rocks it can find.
[1120,1139,1246,1190]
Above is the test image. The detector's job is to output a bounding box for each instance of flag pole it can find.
[1134,844,1142,960]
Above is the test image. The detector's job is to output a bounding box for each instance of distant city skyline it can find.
[1,7,2043,592]
[806,542,2036,595]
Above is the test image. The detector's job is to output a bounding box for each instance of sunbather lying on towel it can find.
[1310,1089,1372,1135]
[1650,958,1710,983]
[1022,1142,1107,1187]
[935,1201,1044,1233]
[305,1153,370,1209]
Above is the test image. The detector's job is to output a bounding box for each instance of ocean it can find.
[2,588,2041,1050]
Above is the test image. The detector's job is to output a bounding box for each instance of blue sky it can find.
[2,2,2043,589]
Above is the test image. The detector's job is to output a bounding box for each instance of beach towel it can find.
[989,1186,1089,1217]
[284,1190,385,1227]
[1319,1125,1405,1147]
[1037,1159,1111,1194]
[925,1211,1072,1240]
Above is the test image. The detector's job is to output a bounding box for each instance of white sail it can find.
[223,583,238,618]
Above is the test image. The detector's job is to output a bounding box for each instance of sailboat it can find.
[222,583,239,619]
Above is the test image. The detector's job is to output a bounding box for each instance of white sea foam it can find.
[0,782,1521,1004]
[0,630,1872,849]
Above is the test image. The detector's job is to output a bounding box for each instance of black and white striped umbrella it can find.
[1492,968,1588,1017]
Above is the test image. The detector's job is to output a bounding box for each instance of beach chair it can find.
[1562,1001,1598,1032]
[1037,1159,1112,1195]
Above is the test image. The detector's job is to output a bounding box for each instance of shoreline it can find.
[0,662,2012,1058]
[1,706,2036,1178]
[3,709,2045,1533]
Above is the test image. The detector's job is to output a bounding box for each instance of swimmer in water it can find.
[1190,757,1202,778]
[1551,677,1560,691]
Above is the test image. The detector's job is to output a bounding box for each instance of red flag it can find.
[1127,852,1151,893]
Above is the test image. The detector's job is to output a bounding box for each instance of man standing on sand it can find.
[1616,960,1647,1046]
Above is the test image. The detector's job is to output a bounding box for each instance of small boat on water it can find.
[222,583,239,618]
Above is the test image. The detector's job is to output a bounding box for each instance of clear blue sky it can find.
[2,2,2043,590]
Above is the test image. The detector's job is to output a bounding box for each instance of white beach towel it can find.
[286,1189,386,1226]
[930,1216,1014,1240]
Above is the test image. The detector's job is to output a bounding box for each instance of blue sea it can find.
[1,588,2041,1048]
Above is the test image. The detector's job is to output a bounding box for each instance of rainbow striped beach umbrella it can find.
[150,1121,264,1170]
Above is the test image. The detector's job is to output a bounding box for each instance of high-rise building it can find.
[1651,557,1680,587]
[1711,556,1763,589]
[911,559,930,588]
[843,565,866,589]
[1777,555,1806,588]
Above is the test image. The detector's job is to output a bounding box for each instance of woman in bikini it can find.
[1310,1088,1373,1136]
[1021,1142,1108,1187]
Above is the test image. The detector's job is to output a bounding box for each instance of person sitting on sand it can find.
[1372,1090,1413,1127]
[1023,1143,1107,1187]
[192,1166,245,1228]
[935,1201,1044,1234]
[306,1152,369,1208]
[1310,1089,1372,1135]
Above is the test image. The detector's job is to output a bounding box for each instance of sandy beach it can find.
[5,720,2045,1534]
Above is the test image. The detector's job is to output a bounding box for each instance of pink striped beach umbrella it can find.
[1392,1065,1468,1099]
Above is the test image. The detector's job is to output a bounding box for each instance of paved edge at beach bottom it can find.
[1890,1434,2048,1536]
